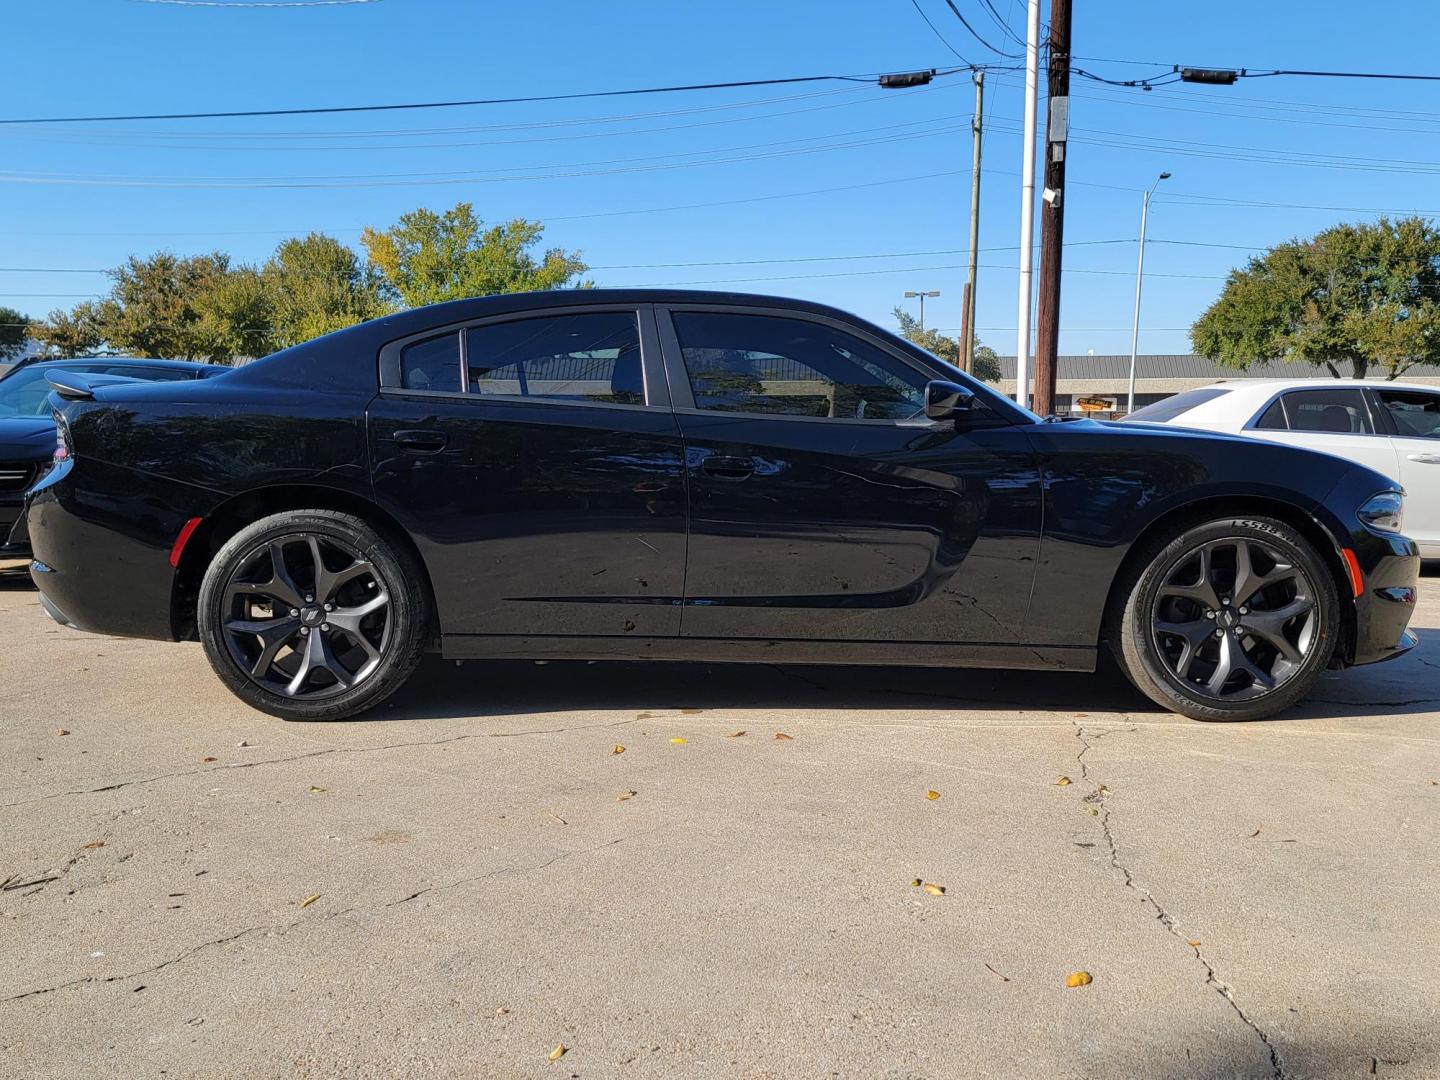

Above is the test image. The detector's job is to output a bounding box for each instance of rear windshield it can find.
[1123,387,1232,423]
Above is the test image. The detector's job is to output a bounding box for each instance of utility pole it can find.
[1033,0,1071,418]
[962,69,984,374]
[1014,0,1042,408]
[904,289,940,331]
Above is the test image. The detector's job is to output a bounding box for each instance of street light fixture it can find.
[904,290,941,332]
[1125,171,1171,415]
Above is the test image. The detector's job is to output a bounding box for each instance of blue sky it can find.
[3,0,1438,357]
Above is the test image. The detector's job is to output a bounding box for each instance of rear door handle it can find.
[700,455,755,481]
[1407,453,1440,464]
[394,429,448,455]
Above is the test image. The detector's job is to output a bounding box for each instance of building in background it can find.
[994,354,1440,417]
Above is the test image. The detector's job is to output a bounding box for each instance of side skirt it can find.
[440,634,1096,672]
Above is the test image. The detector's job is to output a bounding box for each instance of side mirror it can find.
[925,379,975,421]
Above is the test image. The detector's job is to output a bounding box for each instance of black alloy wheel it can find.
[1112,516,1340,722]
[198,510,429,720]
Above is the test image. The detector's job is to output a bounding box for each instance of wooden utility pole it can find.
[1033,0,1071,416]
[962,70,984,374]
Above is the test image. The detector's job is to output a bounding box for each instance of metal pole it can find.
[919,291,926,332]
[963,70,984,374]
[1014,0,1042,408]
[1126,189,1151,416]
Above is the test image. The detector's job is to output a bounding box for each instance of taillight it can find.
[53,414,71,463]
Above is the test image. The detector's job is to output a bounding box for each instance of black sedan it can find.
[23,290,1420,722]
[1,357,222,565]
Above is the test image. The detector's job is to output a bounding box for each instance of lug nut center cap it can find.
[301,607,324,627]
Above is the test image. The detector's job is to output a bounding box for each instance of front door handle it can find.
[394,429,448,455]
[701,455,755,481]
[1407,453,1440,464]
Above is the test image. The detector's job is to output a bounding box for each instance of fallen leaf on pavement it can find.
[547,1044,567,1061]
[56,729,70,736]
[1187,939,1202,948]
[308,786,327,794]
[299,894,321,909]
[910,878,923,887]
[669,737,687,745]
[1086,807,1099,816]
[1250,827,1262,838]
[617,790,637,802]
[922,883,946,896]
[612,744,625,755]
[727,730,747,738]
[236,740,251,748]
[495,1006,509,1015]
[1097,784,1108,793]
[774,733,793,741]
[81,841,105,850]
[1055,776,1071,786]
[201,756,217,762]
[1065,971,1093,988]
[926,790,941,801]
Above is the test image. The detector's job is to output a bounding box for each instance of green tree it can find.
[97,252,248,363]
[30,302,104,358]
[892,306,1001,383]
[0,306,32,360]
[361,203,588,307]
[261,232,392,348]
[1191,216,1440,380]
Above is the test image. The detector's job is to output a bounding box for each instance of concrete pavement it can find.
[1,572,1437,1079]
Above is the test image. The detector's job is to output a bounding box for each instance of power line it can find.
[0,68,965,126]
[941,0,1022,58]
[907,0,973,65]
[974,0,1027,48]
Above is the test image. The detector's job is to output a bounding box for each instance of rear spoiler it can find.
[46,370,140,400]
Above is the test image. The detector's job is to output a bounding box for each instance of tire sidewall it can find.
[1121,516,1339,722]
[197,510,427,721]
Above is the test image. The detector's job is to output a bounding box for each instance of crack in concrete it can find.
[1073,722,1288,1080]
[1,926,263,1004]
[1,719,639,811]
[388,835,630,906]
[2,833,637,1005]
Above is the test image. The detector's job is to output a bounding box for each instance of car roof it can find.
[1211,378,1438,394]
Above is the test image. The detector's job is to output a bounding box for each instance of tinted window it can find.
[1123,387,1232,423]
[466,312,644,405]
[1376,389,1440,439]
[1281,388,1373,434]
[1253,398,1287,430]
[95,365,198,382]
[672,311,927,420]
[400,333,461,393]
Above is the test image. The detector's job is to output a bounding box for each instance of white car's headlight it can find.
[1357,490,1404,535]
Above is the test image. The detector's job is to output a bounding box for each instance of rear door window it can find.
[465,312,645,405]
[1277,388,1374,434]
[399,333,462,393]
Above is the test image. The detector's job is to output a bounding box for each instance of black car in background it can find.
[22,291,1421,722]
[1,358,222,564]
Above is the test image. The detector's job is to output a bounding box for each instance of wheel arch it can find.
[171,484,438,644]
[1099,494,1357,665]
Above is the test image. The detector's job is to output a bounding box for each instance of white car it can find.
[1124,379,1440,558]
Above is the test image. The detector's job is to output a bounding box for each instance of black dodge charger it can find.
[24,290,1420,722]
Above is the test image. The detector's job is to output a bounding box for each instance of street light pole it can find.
[1014,0,1042,408]
[904,289,940,331]
[1126,171,1170,415]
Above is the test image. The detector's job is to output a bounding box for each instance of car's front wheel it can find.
[1112,516,1340,722]
[197,510,429,721]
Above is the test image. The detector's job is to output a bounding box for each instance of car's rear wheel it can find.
[198,510,429,721]
[1112,516,1340,722]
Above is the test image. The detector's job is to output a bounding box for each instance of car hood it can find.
[0,415,56,460]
